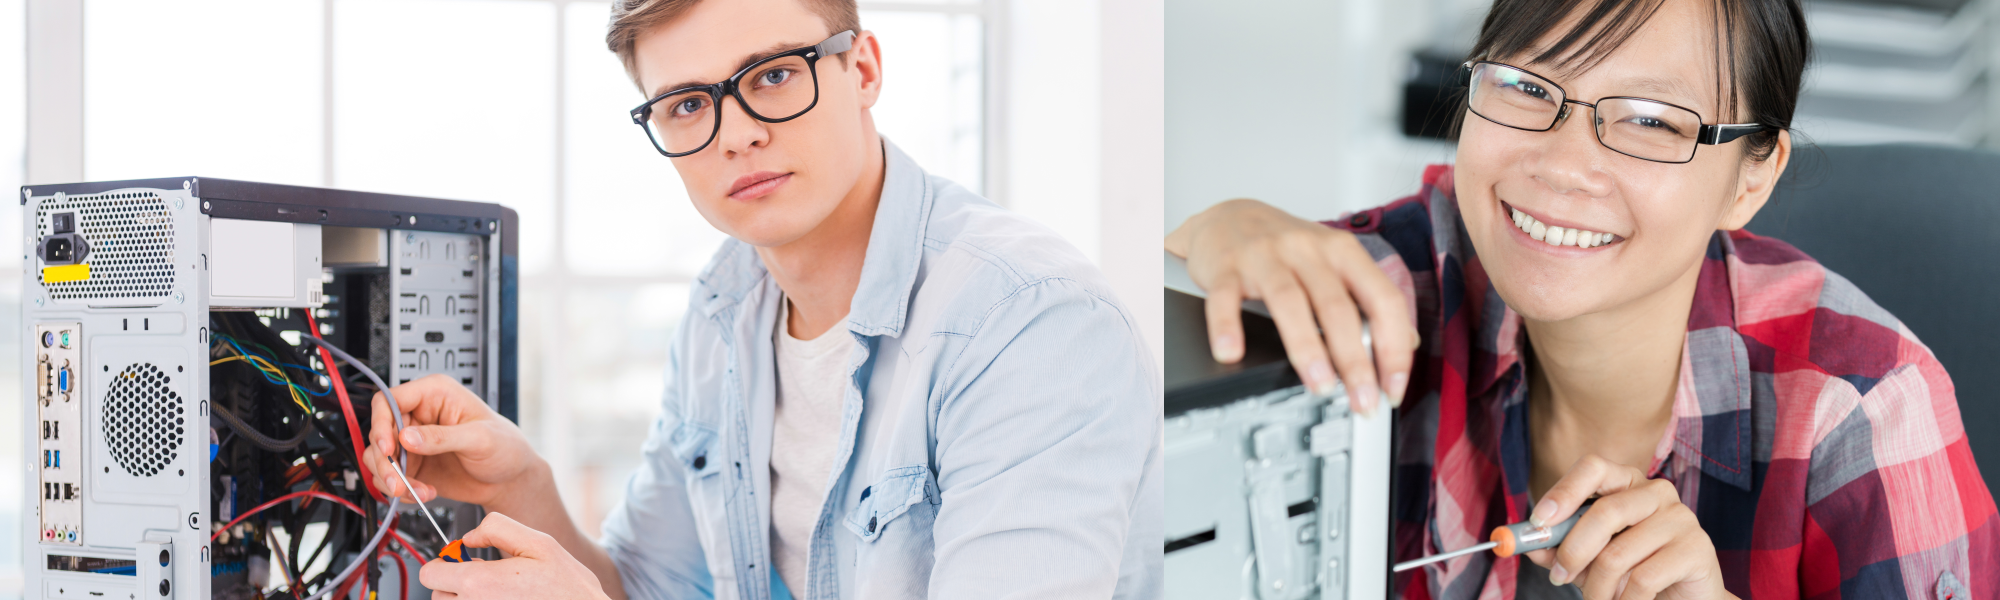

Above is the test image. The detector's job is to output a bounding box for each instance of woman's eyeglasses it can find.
[630,31,856,158]
[1463,61,1769,164]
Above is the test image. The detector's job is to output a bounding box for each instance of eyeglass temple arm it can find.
[817,30,856,57]
[1702,123,1768,145]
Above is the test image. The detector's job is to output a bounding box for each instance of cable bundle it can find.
[208,312,419,600]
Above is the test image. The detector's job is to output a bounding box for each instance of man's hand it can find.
[362,374,546,509]
[1525,455,1736,600]
[1166,199,1419,415]
[418,512,612,600]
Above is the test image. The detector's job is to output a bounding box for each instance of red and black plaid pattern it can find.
[1329,165,1997,600]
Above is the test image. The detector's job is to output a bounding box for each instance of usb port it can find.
[42,450,50,468]
[41,421,49,440]
[53,450,60,469]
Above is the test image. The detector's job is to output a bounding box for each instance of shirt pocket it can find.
[667,420,721,481]
[844,465,940,543]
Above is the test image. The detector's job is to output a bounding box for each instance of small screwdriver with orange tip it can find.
[385,460,467,563]
[1392,500,1595,572]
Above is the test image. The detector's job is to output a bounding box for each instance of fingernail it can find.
[1550,563,1569,586]
[1387,372,1409,408]
[1307,361,1338,397]
[1211,335,1240,362]
[1530,498,1557,528]
[1353,382,1380,417]
[401,429,422,447]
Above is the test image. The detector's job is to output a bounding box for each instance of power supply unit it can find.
[18,177,518,599]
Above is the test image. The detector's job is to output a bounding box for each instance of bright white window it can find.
[56,0,999,536]
[82,0,325,186]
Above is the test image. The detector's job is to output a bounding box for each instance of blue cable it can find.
[211,334,332,399]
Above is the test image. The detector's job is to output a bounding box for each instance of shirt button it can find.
[1349,213,1373,228]
[692,455,706,470]
[867,517,877,534]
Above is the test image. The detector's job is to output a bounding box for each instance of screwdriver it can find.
[1392,500,1594,572]
[385,460,467,563]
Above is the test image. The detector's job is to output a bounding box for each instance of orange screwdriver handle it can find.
[439,539,466,563]
[1490,500,1593,557]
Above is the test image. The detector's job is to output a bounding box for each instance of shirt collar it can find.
[694,139,932,341]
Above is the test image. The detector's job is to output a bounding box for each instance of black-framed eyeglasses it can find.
[630,31,856,158]
[1463,61,1769,164]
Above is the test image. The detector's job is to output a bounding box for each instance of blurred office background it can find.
[1166,0,2000,226]
[0,0,1163,592]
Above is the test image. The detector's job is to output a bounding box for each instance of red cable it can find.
[390,528,430,565]
[209,490,366,543]
[304,310,387,503]
[389,542,410,600]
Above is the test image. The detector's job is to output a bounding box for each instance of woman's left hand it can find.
[1525,454,1736,600]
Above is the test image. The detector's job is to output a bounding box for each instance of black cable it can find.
[212,403,311,452]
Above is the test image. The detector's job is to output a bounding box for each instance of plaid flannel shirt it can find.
[1328,165,1998,600]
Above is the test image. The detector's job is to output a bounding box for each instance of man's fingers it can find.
[1203,278,1247,364]
[370,390,400,461]
[419,557,472,594]
[461,512,555,559]
[399,423,494,459]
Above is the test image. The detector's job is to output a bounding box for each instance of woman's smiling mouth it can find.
[1501,200,1624,250]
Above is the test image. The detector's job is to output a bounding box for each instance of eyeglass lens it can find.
[644,54,819,155]
[1467,63,1704,163]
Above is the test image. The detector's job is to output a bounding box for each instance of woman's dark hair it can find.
[1463,0,1810,161]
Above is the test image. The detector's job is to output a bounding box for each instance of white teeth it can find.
[1510,205,1615,249]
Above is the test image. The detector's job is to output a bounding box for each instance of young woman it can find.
[1167,0,1996,598]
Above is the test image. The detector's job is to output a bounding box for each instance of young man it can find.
[360,0,1162,598]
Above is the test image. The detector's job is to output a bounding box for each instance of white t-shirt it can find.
[769,298,852,596]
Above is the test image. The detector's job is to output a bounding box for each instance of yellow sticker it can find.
[42,264,89,283]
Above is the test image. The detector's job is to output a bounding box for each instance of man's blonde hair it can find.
[605,0,861,91]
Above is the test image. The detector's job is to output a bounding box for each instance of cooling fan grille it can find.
[103,363,184,477]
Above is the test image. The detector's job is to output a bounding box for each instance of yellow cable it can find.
[211,345,313,412]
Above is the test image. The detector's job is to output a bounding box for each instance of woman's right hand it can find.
[362,374,547,510]
[1166,199,1418,415]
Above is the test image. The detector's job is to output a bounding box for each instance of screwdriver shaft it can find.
[1393,541,1497,572]
[386,460,452,542]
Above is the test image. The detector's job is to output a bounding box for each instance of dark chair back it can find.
[1752,143,2000,488]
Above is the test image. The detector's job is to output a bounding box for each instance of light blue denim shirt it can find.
[598,141,1164,600]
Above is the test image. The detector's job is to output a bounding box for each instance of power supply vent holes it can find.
[103,363,185,477]
[35,192,177,301]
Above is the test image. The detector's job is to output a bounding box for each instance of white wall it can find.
[1164,0,1461,230]
[1006,0,1164,365]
